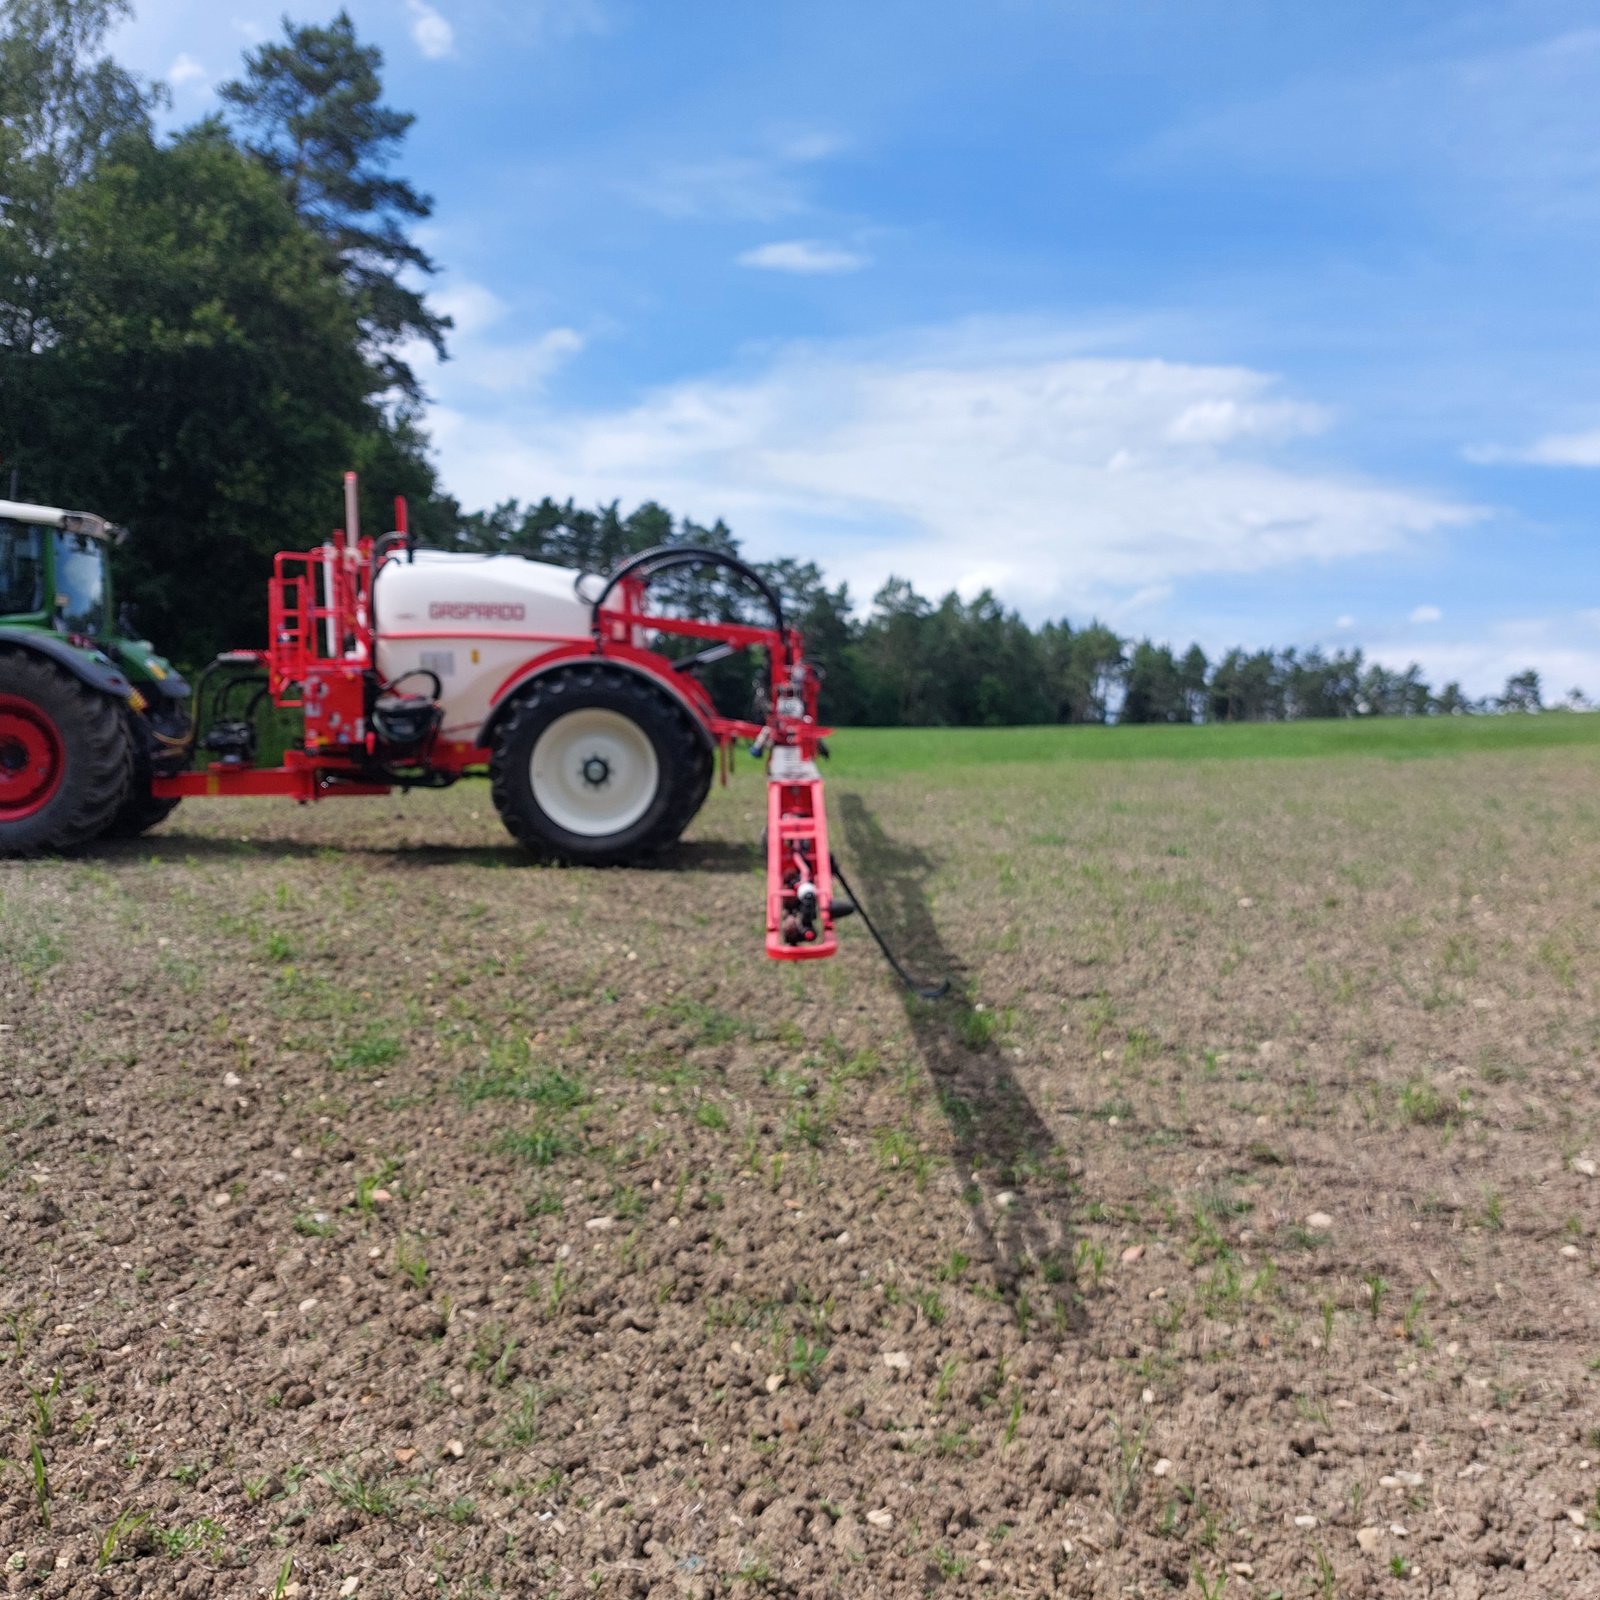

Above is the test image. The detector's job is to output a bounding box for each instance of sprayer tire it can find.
[491,665,709,865]
[0,649,133,855]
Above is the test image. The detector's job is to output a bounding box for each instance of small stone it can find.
[1152,1458,1172,1477]
[298,1297,318,1314]
[1305,1212,1333,1230]
[444,1439,464,1458]
[51,1324,73,1337]
[1567,1509,1588,1528]
[765,1374,784,1394]
[370,1188,392,1205]
[995,1191,1017,1210]
[394,1447,417,1465]
[1294,1514,1318,1529]
[1562,1244,1581,1259]
[339,1580,359,1598]
[882,1351,910,1371]
[1120,1245,1144,1264]
[1141,1387,1155,1404]
[223,1071,242,1088]
[1238,896,1254,908]
[584,1216,615,1232]
[211,1191,230,1208]
[866,1508,893,1529]
[1380,1471,1423,1489]
[1228,1563,1254,1578]
[1357,1527,1383,1554]
[1572,1158,1597,1178]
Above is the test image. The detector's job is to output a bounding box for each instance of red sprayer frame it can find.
[152,488,840,961]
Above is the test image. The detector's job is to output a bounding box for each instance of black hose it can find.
[829,856,950,1001]
[587,545,787,640]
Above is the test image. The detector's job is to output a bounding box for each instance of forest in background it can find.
[0,1,1562,723]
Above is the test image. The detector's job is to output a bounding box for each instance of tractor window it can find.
[0,519,45,615]
[52,530,107,636]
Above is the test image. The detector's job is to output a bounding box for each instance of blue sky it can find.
[116,0,1600,696]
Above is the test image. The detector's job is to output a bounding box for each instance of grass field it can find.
[823,709,1600,776]
[3,717,1600,1597]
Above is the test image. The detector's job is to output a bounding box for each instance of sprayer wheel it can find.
[0,649,133,855]
[491,665,710,865]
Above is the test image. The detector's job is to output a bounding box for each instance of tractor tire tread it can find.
[104,708,182,838]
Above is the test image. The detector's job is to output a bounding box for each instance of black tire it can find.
[0,648,133,855]
[104,707,182,839]
[490,664,710,865]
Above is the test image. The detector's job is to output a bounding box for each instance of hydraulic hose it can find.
[828,855,950,1001]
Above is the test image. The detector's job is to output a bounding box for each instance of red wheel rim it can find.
[0,694,65,822]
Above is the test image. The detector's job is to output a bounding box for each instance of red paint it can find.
[0,694,66,821]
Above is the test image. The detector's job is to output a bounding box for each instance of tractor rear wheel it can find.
[104,706,183,839]
[491,665,709,865]
[0,649,133,855]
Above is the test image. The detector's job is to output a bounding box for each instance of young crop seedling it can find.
[1364,1272,1389,1323]
[96,1507,151,1570]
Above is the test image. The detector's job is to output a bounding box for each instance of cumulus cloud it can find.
[167,52,206,88]
[1336,614,1355,628]
[1410,604,1442,623]
[738,240,869,275]
[406,0,455,59]
[1465,428,1600,467]
[401,278,582,397]
[422,322,1481,620]
[1377,618,1600,701]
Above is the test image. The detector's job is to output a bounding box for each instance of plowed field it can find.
[4,730,1600,1598]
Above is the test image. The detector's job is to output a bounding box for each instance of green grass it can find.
[823,712,1600,777]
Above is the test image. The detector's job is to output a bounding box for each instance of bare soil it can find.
[3,746,1599,1599]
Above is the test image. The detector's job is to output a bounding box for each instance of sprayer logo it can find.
[429,601,527,622]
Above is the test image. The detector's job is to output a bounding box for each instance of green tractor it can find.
[0,497,188,853]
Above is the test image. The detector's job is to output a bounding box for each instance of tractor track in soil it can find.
[3,746,1600,1598]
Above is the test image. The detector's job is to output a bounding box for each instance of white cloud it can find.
[1336,614,1355,628]
[406,0,455,59]
[422,322,1481,620]
[1465,427,1600,467]
[738,240,869,276]
[1376,620,1600,701]
[1410,604,1442,623]
[401,277,582,396]
[470,328,585,393]
[628,133,843,221]
[432,282,508,339]
[167,52,206,88]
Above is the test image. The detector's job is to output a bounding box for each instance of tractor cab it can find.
[0,500,119,640]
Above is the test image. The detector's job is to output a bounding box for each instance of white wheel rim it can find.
[530,708,660,837]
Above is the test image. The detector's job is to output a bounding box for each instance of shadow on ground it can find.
[838,792,1081,1333]
[97,831,760,875]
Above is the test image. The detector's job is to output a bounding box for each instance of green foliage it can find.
[0,0,445,664]
[219,9,447,395]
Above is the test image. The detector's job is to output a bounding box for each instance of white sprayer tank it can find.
[373,551,595,744]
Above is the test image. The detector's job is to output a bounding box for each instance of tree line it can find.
[2,3,1562,725]
[452,497,1557,726]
